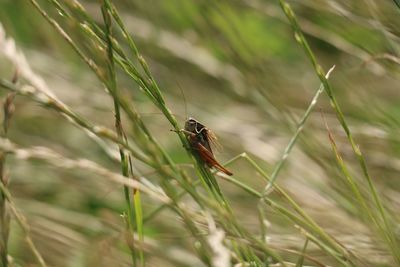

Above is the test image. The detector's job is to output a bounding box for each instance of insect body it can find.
[183,117,233,176]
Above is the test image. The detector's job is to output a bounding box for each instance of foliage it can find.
[0,0,400,266]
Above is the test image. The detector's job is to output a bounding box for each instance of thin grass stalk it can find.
[262,65,335,195]
[0,92,14,267]
[265,199,352,266]
[148,150,355,264]
[0,79,154,167]
[394,0,400,9]
[27,1,346,264]
[278,0,400,263]
[143,179,201,222]
[102,1,166,106]
[99,0,234,205]
[296,238,308,267]
[145,163,283,262]
[28,0,147,112]
[205,177,291,264]
[323,115,377,226]
[29,0,103,79]
[300,228,350,266]
[22,4,212,259]
[241,153,354,263]
[247,62,352,260]
[0,160,8,267]
[0,142,212,265]
[195,176,285,264]
[66,0,163,108]
[34,0,193,193]
[100,4,142,266]
[143,154,247,222]
[41,0,224,212]
[0,183,47,267]
[0,140,213,264]
[257,203,267,243]
[37,2,184,264]
[144,151,349,264]
[0,138,173,204]
[95,4,268,261]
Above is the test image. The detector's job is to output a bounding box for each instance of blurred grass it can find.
[0,0,400,266]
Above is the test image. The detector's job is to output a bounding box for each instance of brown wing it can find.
[205,128,223,152]
[196,143,233,176]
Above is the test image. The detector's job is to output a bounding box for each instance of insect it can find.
[181,117,233,176]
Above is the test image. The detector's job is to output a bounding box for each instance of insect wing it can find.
[205,128,223,152]
[196,143,233,176]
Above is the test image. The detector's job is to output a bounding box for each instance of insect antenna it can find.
[175,80,188,120]
[140,112,185,120]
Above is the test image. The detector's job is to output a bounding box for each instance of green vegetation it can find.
[0,0,400,266]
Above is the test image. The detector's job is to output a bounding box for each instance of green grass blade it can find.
[278,0,400,262]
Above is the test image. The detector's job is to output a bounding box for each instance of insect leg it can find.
[170,129,196,137]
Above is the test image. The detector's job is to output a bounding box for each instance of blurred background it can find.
[0,0,400,266]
